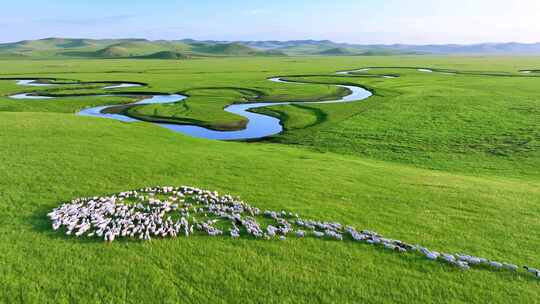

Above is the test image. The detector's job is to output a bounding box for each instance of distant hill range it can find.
[0,37,539,59]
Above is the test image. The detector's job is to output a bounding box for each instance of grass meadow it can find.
[0,56,539,303]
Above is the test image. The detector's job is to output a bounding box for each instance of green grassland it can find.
[1,55,539,303]
[257,69,540,178]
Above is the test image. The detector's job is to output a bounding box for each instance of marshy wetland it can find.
[10,74,373,140]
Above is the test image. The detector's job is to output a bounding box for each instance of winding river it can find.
[9,70,375,140]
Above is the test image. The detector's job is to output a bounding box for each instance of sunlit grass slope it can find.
[0,56,539,303]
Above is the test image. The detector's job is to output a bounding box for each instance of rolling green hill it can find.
[192,42,258,55]
[190,42,285,56]
[0,38,288,58]
[94,46,131,58]
[135,51,191,59]
[2,38,540,58]
[317,47,358,55]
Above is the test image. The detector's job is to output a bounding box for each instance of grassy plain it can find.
[0,56,539,303]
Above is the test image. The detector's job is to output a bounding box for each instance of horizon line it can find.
[1,36,540,46]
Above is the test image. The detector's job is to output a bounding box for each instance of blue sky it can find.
[1,0,539,44]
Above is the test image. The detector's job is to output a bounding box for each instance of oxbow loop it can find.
[48,186,540,279]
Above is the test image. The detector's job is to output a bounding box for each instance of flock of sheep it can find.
[48,185,540,279]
